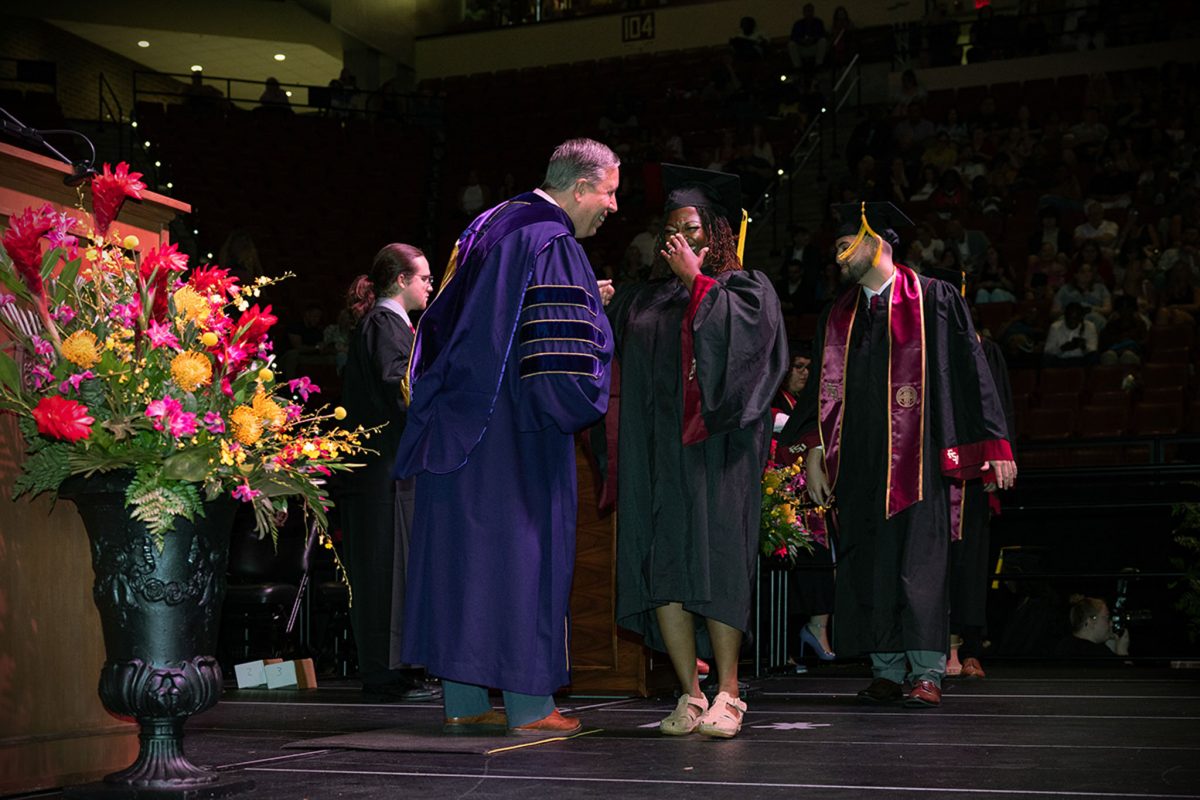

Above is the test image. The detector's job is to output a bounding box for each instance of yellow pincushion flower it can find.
[252,389,287,430]
[61,330,101,368]
[170,351,212,392]
[230,406,263,446]
[172,285,210,325]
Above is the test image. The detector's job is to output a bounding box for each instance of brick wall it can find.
[0,15,181,122]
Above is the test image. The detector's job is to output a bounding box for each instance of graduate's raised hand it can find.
[661,232,707,290]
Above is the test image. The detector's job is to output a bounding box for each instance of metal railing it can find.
[97,72,125,162]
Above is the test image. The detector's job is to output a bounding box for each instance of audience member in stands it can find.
[890,69,927,117]
[908,223,945,268]
[780,201,1013,709]
[459,169,489,218]
[894,103,937,157]
[610,167,787,738]
[1073,201,1120,256]
[1067,107,1110,161]
[1098,294,1149,366]
[975,245,1017,304]
[1027,242,1069,295]
[729,16,769,61]
[944,218,989,272]
[909,164,939,202]
[778,259,809,315]
[182,70,225,111]
[725,140,774,209]
[1052,596,1130,659]
[996,299,1046,365]
[750,123,776,168]
[627,215,662,275]
[1157,224,1199,276]
[937,107,969,146]
[339,244,438,703]
[1113,247,1158,317]
[788,3,828,74]
[1028,207,1072,257]
[329,67,358,118]
[930,170,970,217]
[217,229,263,286]
[258,77,292,111]
[280,302,333,379]
[828,5,856,70]
[923,2,961,67]
[887,157,911,204]
[1043,302,1099,366]
[1156,261,1200,325]
[1054,260,1112,330]
[921,130,958,173]
[394,137,619,737]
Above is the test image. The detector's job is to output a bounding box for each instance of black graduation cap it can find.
[832,201,914,249]
[662,163,744,236]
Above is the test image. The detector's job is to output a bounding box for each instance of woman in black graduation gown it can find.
[609,166,788,738]
[339,243,435,700]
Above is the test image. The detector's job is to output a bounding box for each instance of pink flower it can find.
[28,364,54,390]
[58,370,96,395]
[50,303,76,324]
[232,482,262,503]
[285,404,302,422]
[109,301,140,327]
[287,377,320,402]
[140,243,189,321]
[309,464,332,477]
[0,205,54,301]
[144,395,184,431]
[145,319,180,350]
[168,411,199,438]
[203,412,225,434]
[31,336,54,358]
[44,206,79,260]
[0,294,14,307]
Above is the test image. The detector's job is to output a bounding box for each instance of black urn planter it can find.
[60,471,253,798]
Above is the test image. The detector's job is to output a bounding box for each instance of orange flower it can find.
[229,405,262,446]
[61,330,101,369]
[170,351,212,392]
[173,285,210,326]
[252,389,287,430]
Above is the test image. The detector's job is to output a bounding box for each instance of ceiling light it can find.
[190,65,203,72]
[137,40,150,48]
[154,160,161,167]
[285,91,292,97]
[130,121,138,128]
[143,140,151,148]
[274,53,286,61]
[166,182,174,189]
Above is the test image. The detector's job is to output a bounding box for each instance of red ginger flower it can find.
[233,304,277,347]
[1,205,55,302]
[90,162,145,237]
[31,395,94,442]
[188,265,239,297]
[140,243,189,321]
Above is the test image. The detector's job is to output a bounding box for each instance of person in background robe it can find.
[780,201,1015,709]
[947,332,1015,680]
[609,165,788,738]
[339,244,437,701]
[394,138,618,735]
[771,347,837,668]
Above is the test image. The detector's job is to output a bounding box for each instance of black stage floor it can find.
[20,664,1200,799]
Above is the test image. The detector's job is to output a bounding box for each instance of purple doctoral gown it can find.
[393,192,613,695]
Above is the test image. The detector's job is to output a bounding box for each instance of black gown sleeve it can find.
[365,311,413,416]
[691,270,790,435]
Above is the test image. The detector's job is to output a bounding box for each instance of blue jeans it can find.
[442,679,555,727]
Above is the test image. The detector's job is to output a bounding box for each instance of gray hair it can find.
[541,138,620,192]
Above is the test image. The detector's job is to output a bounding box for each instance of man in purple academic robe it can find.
[393,139,618,734]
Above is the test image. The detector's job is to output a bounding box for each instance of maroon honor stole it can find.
[819,263,926,518]
[681,274,717,445]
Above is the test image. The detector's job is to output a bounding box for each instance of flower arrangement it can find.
[760,452,824,562]
[0,162,372,550]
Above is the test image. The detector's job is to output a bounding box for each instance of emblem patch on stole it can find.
[895,385,919,408]
[823,381,841,400]
[947,448,960,465]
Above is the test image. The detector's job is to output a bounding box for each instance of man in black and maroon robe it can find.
[780,202,1015,708]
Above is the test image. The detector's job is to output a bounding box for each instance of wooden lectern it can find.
[0,142,190,795]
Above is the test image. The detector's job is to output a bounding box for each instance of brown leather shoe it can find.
[509,709,583,736]
[961,658,986,679]
[856,678,903,704]
[905,679,942,708]
[442,709,508,734]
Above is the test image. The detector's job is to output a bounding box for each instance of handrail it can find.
[97,73,126,164]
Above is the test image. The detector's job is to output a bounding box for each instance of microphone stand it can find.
[0,105,98,186]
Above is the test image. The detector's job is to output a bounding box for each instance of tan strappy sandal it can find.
[659,693,709,736]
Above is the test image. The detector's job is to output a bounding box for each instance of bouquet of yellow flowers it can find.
[760,453,824,562]
[0,162,372,548]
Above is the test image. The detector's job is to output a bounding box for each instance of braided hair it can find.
[650,205,742,278]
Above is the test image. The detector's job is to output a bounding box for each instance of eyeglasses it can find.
[412,274,434,285]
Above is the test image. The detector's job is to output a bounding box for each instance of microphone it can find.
[64,162,98,187]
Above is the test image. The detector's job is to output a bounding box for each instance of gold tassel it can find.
[736,208,748,263]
